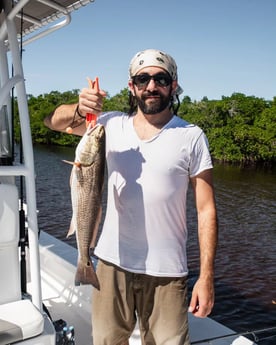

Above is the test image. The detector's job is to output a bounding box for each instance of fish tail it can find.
[75,258,100,290]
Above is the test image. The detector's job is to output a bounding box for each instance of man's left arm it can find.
[189,168,218,318]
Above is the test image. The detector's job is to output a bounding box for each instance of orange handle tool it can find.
[86,77,99,127]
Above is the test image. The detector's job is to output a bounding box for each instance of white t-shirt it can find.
[95,111,213,277]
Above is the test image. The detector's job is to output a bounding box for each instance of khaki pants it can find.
[92,260,190,345]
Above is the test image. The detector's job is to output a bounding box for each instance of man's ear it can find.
[171,80,178,94]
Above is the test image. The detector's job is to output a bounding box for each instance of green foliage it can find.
[103,88,130,113]
[14,90,80,146]
[13,89,275,164]
[179,93,275,164]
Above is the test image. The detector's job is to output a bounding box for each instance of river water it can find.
[32,144,276,344]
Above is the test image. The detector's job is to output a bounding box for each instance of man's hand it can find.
[188,277,215,318]
[78,86,106,118]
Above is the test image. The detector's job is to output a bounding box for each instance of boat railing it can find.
[0,1,42,312]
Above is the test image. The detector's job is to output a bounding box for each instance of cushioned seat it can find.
[0,184,21,304]
[0,300,44,345]
[0,184,45,344]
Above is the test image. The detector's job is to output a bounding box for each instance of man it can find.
[44,49,218,345]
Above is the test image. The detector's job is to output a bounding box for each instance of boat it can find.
[0,1,268,344]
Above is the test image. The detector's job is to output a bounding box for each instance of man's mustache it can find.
[142,91,161,98]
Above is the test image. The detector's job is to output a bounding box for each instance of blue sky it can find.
[22,0,276,101]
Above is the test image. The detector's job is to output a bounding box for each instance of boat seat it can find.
[0,184,44,344]
[0,300,44,345]
[0,183,21,304]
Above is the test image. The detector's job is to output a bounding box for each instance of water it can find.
[32,144,276,344]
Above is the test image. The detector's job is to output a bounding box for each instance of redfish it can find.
[67,124,105,289]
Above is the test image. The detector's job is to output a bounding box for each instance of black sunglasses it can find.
[132,73,172,89]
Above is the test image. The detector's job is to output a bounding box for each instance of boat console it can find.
[0,1,94,344]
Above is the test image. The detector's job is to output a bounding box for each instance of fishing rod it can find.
[191,325,276,344]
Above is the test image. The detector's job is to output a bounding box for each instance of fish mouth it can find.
[87,123,105,138]
[87,123,101,134]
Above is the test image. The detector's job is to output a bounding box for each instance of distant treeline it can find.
[14,89,275,165]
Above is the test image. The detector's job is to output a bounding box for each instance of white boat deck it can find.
[38,231,254,345]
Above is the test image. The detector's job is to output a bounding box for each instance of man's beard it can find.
[135,90,172,114]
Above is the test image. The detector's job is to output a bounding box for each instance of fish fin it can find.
[62,159,75,165]
[75,258,100,290]
[62,159,82,168]
[67,218,75,237]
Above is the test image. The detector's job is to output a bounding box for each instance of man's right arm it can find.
[44,103,87,136]
[44,85,106,136]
